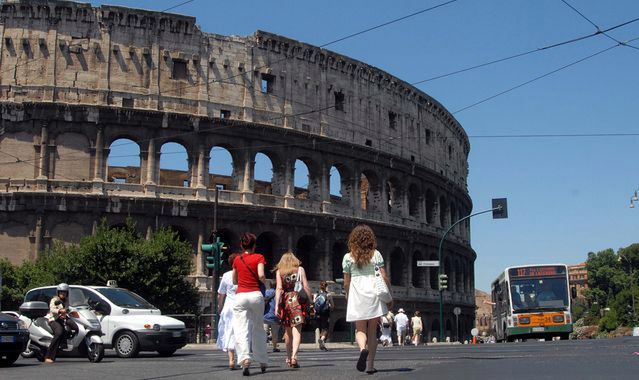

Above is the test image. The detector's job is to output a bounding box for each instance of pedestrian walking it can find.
[263,281,281,353]
[314,281,334,351]
[394,309,409,346]
[411,311,423,346]
[342,224,392,374]
[274,252,312,368]
[218,253,239,370]
[379,313,393,347]
[204,324,212,344]
[232,233,268,376]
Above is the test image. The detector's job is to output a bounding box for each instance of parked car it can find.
[0,312,29,366]
[23,285,187,358]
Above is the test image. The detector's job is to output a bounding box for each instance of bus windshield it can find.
[510,277,569,312]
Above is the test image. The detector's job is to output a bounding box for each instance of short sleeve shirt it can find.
[342,250,384,277]
[232,252,266,294]
[217,271,237,301]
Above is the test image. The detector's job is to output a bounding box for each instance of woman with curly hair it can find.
[342,224,392,374]
[274,252,311,368]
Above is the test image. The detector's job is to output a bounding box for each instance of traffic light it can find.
[438,274,448,291]
[202,237,227,271]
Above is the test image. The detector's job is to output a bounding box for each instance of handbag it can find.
[293,267,309,304]
[239,253,266,296]
[374,257,393,303]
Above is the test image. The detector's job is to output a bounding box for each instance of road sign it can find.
[453,307,461,316]
[416,260,439,267]
[471,328,479,337]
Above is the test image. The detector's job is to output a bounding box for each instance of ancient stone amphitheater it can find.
[0,0,475,340]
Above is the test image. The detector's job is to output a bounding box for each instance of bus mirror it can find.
[571,287,577,299]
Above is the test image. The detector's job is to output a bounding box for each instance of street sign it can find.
[453,307,461,316]
[416,260,439,267]
[471,328,479,337]
[492,198,508,219]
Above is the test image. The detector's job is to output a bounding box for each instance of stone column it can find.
[351,169,361,211]
[196,221,204,275]
[196,145,209,188]
[146,139,157,185]
[407,249,414,288]
[33,214,43,260]
[93,125,105,181]
[283,158,294,198]
[37,122,49,180]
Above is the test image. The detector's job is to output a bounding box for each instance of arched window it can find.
[159,142,189,187]
[209,146,234,190]
[254,152,274,194]
[107,138,140,184]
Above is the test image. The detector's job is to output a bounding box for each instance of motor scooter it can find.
[19,301,104,363]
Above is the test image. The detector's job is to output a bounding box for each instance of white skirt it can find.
[217,301,235,352]
[346,275,387,322]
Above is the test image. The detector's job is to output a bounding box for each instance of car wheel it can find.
[0,353,20,367]
[114,331,140,358]
[157,349,177,357]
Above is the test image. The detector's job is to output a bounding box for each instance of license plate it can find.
[532,327,545,332]
[1,335,16,343]
[172,331,181,337]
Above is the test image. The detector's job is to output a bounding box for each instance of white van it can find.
[23,285,187,358]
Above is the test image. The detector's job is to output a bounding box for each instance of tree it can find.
[2,220,199,314]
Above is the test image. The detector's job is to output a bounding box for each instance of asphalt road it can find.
[3,338,638,380]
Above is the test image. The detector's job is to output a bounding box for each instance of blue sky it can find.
[99,0,639,291]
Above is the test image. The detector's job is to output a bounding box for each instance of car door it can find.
[82,289,112,342]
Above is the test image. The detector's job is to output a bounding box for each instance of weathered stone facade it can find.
[0,0,475,340]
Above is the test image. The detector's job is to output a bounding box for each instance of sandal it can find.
[290,358,300,368]
[356,349,369,372]
[366,368,378,375]
[261,364,267,373]
[242,360,250,376]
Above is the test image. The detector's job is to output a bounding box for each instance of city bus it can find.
[491,264,576,342]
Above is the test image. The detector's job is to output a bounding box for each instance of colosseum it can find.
[0,0,475,341]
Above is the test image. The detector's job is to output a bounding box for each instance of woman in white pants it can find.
[232,232,268,376]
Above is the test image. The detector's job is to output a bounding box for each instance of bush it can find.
[599,309,619,332]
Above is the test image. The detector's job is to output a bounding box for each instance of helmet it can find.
[56,283,69,293]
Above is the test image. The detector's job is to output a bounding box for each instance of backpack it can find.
[314,292,329,314]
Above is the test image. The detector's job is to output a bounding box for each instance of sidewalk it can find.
[183,342,356,350]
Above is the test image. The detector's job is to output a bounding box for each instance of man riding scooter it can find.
[44,283,78,363]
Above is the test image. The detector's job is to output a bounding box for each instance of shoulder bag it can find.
[293,267,309,304]
[374,256,393,303]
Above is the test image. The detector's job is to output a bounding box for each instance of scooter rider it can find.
[44,283,78,363]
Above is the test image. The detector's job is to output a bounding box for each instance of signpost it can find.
[454,307,461,342]
[416,260,439,267]
[437,198,508,343]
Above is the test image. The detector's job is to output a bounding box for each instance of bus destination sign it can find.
[509,266,565,278]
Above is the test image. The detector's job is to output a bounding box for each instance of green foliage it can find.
[0,220,199,314]
[598,308,619,332]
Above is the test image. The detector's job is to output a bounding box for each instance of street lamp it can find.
[619,253,636,325]
[437,198,508,342]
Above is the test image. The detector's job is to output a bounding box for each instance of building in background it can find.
[475,289,492,336]
[568,263,588,299]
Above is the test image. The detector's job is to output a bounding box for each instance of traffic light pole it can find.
[211,187,219,341]
[437,205,503,342]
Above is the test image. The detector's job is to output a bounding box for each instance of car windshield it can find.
[510,277,569,312]
[95,288,155,309]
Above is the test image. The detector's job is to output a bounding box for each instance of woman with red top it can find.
[232,232,268,376]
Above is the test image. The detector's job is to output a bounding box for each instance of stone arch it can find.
[329,163,352,204]
[53,132,91,180]
[360,169,381,211]
[430,319,440,342]
[0,220,31,264]
[412,250,426,288]
[445,319,453,340]
[294,156,320,200]
[386,176,403,215]
[331,241,347,281]
[0,132,35,179]
[439,195,449,228]
[455,259,462,292]
[425,188,436,225]
[107,138,141,184]
[450,201,457,233]
[168,224,190,243]
[50,221,86,245]
[256,231,281,274]
[254,151,276,194]
[209,145,236,190]
[390,246,406,286]
[408,183,421,219]
[296,235,321,281]
[159,141,191,187]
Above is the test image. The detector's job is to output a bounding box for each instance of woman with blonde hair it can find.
[274,252,311,368]
[343,224,391,374]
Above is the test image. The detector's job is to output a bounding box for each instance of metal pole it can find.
[438,206,501,342]
[456,313,459,342]
[212,187,219,340]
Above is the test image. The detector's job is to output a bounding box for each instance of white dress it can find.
[343,250,388,322]
[380,315,392,344]
[217,271,237,352]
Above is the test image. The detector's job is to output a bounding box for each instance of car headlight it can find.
[518,317,530,324]
[553,315,565,323]
[153,324,161,331]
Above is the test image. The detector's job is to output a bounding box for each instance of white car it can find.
[22,285,187,358]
